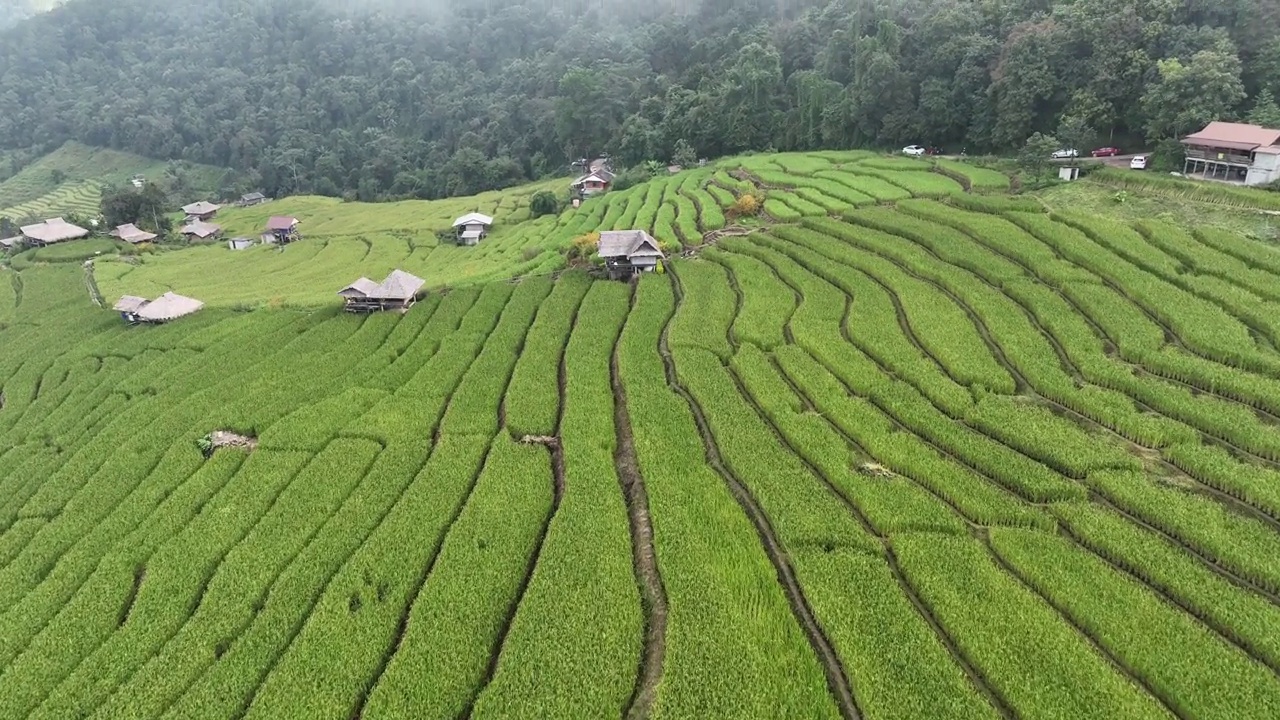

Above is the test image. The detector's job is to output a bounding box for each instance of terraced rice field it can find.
[93,153,983,308]
[0,142,230,223]
[3,179,1280,719]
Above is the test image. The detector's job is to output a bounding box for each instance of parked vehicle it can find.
[902,145,926,157]
[1130,155,1148,170]
[1091,147,1122,157]
[1051,148,1079,159]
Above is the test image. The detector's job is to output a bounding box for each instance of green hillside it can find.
[0,142,231,224]
[4,151,1280,719]
[92,152,983,307]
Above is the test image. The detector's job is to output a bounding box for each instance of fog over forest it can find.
[0,0,1276,201]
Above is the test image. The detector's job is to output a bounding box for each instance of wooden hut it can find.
[265,216,301,244]
[113,292,203,324]
[338,270,425,313]
[238,192,268,207]
[180,219,222,242]
[452,212,493,246]
[571,168,614,197]
[597,230,664,280]
[110,223,158,244]
[20,217,89,247]
[181,201,221,221]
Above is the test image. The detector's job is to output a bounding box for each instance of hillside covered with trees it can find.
[0,0,1277,201]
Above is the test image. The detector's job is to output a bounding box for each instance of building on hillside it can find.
[110,223,158,244]
[452,212,493,246]
[597,229,664,280]
[0,236,22,251]
[264,216,301,244]
[238,192,268,207]
[1181,122,1280,186]
[181,201,221,221]
[1058,166,1080,182]
[180,219,222,242]
[571,167,615,197]
[228,237,255,251]
[113,292,203,324]
[338,269,426,312]
[20,217,89,247]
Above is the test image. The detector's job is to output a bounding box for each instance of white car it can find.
[1051,148,1079,159]
[902,145,926,157]
[1130,155,1148,170]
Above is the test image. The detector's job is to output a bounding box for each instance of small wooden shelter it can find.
[0,236,21,251]
[338,270,425,313]
[228,237,254,250]
[113,292,203,324]
[180,219,222,242]
[110,223,158,244]
[597,230,664,280]
[238,192,268,207]
[181,201,221,221]
[265,216,301,244]
[452,212,493,246]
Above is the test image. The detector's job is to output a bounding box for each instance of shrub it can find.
[529,190,559,218]
[730,193,762,218]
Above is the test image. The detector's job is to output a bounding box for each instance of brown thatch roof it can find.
[181,201,221,216]
[180,220,221,238]
[113,295,149,313]
[598,229,663,259]
[339,270,425,301]
[111,223,157,244]
[377,270,425,300]
[338,277,381,298]
[20,217,89,244]
[135,292,203,321]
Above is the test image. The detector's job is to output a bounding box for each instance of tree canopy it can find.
[0,0,1276,201]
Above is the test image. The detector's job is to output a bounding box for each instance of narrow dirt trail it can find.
[612,296,669,719]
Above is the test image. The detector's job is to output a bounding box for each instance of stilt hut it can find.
[113,292,203,324]
[451,213,493,246]
[597,230,664,280]
[339,270,425,313]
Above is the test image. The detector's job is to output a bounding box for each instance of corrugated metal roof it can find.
[452,212,494,228]
[1182,122,1280,150]
[266,216,299,231]
[460,229,483,239]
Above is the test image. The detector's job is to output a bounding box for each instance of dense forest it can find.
[0,0,1278,201]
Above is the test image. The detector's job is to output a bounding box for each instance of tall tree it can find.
[1141,49,1247,139]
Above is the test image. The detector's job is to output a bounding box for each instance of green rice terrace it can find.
[4,150,1280,719]
[0,142,230,225]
